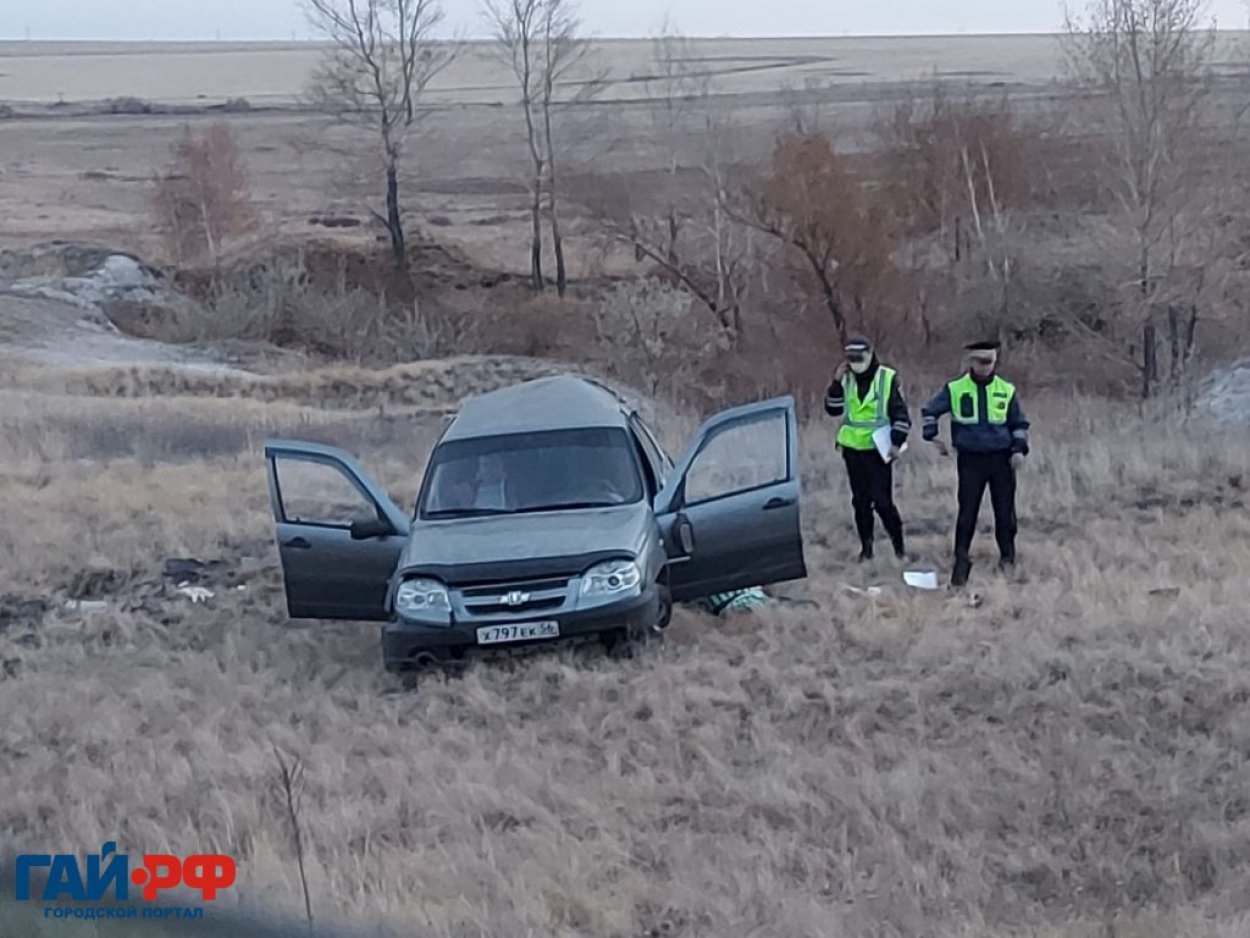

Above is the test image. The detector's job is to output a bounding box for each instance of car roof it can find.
[438,374,634,443]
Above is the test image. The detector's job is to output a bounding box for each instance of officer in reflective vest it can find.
[921,340,1030,587]
[825,336,912,561]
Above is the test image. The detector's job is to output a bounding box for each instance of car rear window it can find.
[418,426,644,517]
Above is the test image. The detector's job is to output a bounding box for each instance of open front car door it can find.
[654,396,808,603]
[264,439,411,621]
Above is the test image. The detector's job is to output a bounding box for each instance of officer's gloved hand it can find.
[1011,453,1025,472]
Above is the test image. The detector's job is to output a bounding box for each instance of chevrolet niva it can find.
[263,374,808,672]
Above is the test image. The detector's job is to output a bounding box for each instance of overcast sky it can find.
[5,0,1249,41]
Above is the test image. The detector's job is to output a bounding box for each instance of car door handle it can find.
[283,537,312,549]
[764,496,795,510]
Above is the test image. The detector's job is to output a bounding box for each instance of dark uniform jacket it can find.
[921,372,1030,455]
[824,356,912,447]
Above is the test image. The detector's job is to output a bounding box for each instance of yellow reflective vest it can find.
[837,366,897,451]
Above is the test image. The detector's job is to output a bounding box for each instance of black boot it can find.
[999,554,1017,574]
[951,557,972,588]
[892,534,907,560]
[858,541,874,563]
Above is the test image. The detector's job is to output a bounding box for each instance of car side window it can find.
[274,456,378,528]
[630,415,671,485]
[683,412,788,506]
[629,432,659,501]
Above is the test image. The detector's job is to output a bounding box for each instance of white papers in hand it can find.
[873,425,907,463]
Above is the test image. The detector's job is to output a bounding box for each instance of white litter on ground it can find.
[903,571,940,590]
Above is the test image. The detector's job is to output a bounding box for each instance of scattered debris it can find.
[175,585,214,604]
[66,566,132,600]
[163,557,230,585]
[843,585,884,599]
[1148,587,1182,599]
[903,570,940,590]
[64,599,109,613]
[691,587,770,616]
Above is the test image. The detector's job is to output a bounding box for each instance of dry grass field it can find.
[1,355,1249,937]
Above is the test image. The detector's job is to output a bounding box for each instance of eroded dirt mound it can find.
[1200,360,1250,425]
[0,293,248,374]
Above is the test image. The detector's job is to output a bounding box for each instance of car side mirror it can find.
[674,514,695,556]
[350,516,393,540]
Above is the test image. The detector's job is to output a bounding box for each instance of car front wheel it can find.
[653,585,673,633]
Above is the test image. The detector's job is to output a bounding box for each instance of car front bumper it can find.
[381,585,660,670]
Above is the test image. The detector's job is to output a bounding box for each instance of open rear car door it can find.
[654,397,807,602]
[264,440,410,621]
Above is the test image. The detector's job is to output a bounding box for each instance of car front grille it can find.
[459,576,572,617]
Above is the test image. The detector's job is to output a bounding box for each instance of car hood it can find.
[397,502,654,583]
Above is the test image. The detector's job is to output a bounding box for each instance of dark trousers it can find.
[955,451,1017,562]
[842,447,904,549]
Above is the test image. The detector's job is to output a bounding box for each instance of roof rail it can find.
[573,373,636,412]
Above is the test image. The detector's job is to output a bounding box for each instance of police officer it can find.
[921,340,1030,587]
[825,336,912,562]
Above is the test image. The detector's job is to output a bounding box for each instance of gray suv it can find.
[263,375,807,672]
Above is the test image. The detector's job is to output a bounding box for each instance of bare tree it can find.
[485,0,599,295]
[485,0,546,291]
[1061,0,1224,397]
[152,123,260,266]
[303,0,456,272]
[537,0,598,296]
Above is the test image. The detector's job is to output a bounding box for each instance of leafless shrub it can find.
[151,123,261,267]
[484,0,605,296]
[272,746,314,932]
[185,253,482,363]
[590,278,720,399]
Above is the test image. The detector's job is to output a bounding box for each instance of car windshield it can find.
[419,426,644,518]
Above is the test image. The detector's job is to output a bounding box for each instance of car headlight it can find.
[395,578,451,616]
[581,559,642,597]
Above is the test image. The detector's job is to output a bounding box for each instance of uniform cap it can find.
[845,336,873,353]
[964,340,1002,352]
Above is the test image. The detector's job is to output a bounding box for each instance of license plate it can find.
[476,621,560,645]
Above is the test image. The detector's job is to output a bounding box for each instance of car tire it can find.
[653,585,673,633]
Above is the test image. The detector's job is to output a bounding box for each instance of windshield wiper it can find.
[424,507,518,518]
[513,501,621,513]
